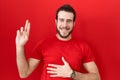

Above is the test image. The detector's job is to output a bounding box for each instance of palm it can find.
[16,20,30,46]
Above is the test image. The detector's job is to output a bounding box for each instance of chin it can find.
[56,28,73,39]
[59,34,70,38]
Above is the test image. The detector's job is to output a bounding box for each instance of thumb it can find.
[62,57,68,65]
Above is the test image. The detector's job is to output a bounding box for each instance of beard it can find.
[56,27,73,38]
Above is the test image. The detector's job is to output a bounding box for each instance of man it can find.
[16,4,100,80]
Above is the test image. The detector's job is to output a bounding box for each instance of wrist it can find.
[70,70,76,79]
[16,45,25,52]
[16,44,24,48]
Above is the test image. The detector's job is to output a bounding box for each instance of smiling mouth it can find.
[59,27,70,30]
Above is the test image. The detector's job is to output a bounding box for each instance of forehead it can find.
[58,11,74,20]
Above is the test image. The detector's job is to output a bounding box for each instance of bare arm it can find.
[73,61,100,80]
[16,46,40,78]
[16,20,40,78]
[47,57,100,80]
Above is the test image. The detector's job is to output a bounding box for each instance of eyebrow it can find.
[58,18,73,21]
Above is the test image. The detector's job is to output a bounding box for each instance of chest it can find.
[41,42,83,70]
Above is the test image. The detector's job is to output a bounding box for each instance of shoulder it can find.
[72,37,88,47]
[35,35,56,47]
[72,37,91,52]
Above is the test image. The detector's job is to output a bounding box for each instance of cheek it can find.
[57,23,61,27]
[68,24,74,29]
[57,23,62,29]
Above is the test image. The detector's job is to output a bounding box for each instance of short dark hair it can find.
[56,4,76,22]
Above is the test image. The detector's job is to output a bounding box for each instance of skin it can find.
[56,11,74,40]
[16,11,100,80]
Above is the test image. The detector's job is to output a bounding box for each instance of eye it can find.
[67,19,72,23]
[59,19,64,22]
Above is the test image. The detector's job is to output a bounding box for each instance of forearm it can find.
[73,71,100,80]
[16,46,29,78]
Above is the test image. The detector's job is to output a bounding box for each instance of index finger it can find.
[25,19,30,35]
[48,64,61,68]
[25,19,29,31]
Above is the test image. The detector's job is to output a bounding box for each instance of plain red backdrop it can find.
[0,0,120,80]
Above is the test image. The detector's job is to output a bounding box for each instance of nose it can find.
[62,21,67,28]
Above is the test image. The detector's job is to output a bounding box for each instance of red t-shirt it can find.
[31,36,95,80]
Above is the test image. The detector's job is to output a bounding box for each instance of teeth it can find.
[62,29,67,31]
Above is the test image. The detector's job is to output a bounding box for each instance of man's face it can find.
[56,11,75,38]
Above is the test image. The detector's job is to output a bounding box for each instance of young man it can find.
[16,4,100,80]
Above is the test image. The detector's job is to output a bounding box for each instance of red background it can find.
[0,0,120,80]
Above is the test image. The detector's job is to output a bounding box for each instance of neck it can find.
[56,34,72,41]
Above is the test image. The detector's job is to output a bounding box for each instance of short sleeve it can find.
[82,43,95,63]
[30,41,43,60]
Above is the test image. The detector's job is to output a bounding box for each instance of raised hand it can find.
[15,20,30,47]
[47,57,73,78]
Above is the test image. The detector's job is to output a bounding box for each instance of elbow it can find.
[95,73,101,80]
[91,73,100,80]
[19,74,29,78]
[18,68,32,78]
[19,72,29,78]
[98,75,101,80]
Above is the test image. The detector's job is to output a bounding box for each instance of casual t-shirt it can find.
[31,36,95,80]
